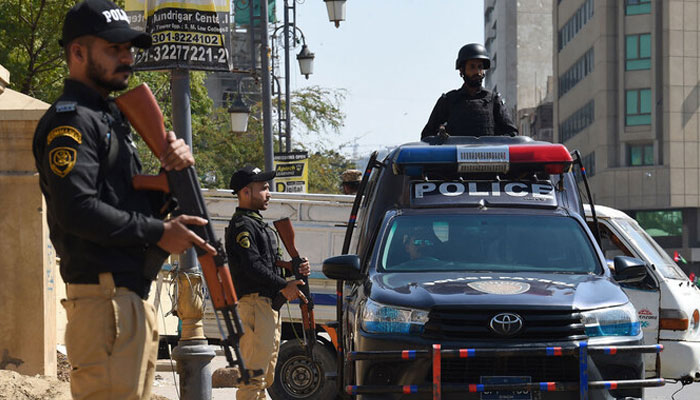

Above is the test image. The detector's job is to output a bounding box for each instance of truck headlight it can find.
[361,298,428,334]
[582,302,641,337]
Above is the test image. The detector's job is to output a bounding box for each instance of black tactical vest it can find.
[445,89,495,137]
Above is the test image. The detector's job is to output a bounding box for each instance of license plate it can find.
[480,376,532,400]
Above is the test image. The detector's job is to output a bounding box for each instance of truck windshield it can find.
[614,218,687,280]
[379,214,601,274]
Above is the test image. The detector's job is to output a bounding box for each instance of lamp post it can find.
[228,94,250,133]
[271,0,316,152]
[324,0,346,28]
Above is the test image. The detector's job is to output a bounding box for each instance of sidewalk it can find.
[151,351,272,400]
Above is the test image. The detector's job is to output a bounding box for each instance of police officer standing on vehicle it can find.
[421,43,519,139]
[32,1,215,399]
[225,166,310,400]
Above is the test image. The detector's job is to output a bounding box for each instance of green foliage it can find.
[308,149,355,194]
[0,0,77,101]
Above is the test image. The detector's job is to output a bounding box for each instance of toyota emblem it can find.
[489,313,523,336]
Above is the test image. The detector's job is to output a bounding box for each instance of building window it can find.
[558,47,594,98]
[626,89,652,126]
[558,0,594,52]
[636,210,682,237]
[560,100,595,142]
[628,143,654,166]
[626,0,651,16]
[626,33,651,70]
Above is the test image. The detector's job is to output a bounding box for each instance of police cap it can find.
[229,166,276,193]
[59,0,152,49]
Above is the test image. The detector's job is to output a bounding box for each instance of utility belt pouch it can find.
[143,245,170,280]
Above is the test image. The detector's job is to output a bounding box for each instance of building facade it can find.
[554,0,700,274]
[484,0,553,122]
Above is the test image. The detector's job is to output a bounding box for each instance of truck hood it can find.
[370,271,629,311]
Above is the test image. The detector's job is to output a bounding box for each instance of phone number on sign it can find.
[152,31,223,46]
[138,44,227,64]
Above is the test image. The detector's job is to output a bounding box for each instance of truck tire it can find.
[269,339,337,400]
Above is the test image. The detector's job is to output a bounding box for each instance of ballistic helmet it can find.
[455,43,490,70]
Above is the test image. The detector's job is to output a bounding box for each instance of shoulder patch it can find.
[56,101,77,113]
[49,147,77,177]
[236,231,251,249]
[47,126,82,145]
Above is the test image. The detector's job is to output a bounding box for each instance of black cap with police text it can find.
[59,0,152,49]
[229,166,276,193]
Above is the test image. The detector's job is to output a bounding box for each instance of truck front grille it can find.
[423,306,586,341]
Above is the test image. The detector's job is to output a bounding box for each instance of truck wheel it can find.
[269,340,337,400]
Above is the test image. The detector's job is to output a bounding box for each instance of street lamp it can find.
[228,93,250,133]
[324,0,346,28]
[296,44,315,79]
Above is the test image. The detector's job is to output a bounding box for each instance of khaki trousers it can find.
[62,273,158,400]
[236,293,282,400]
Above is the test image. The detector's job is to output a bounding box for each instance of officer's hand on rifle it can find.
[295,257,311,277]
[280,280,308,303]
[160,131,194,171]
[157,214,217,255]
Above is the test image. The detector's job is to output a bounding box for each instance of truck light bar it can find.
[394,143,573,175]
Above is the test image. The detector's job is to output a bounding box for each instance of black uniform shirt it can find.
[421,86,518,139]
[32,79,165,298]
[225,208,287,300]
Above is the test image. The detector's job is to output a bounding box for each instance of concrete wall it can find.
[0,64,54,376]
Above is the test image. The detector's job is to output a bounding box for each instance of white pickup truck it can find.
[585,204,700,383]
[157,192,700,398]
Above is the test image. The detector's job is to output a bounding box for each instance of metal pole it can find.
[171,69,197,273]
[284,0,292,152]
[260,0,274,173]
[170,68,215,400]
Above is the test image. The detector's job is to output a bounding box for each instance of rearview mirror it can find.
[322,255,363,281]
[613,256,647,283]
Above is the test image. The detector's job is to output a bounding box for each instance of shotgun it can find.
[273,217,316,360]
[115,83,260,383]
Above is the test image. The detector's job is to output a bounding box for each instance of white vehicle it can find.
[585,204,700,383]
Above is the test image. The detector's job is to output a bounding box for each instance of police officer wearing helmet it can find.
[421,43,518,139]
[225,166,310,400]
[32,0,216,398]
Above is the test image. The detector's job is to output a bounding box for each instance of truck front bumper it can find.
[351,332,646,400]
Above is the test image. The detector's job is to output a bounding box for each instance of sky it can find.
[277,0,484,159]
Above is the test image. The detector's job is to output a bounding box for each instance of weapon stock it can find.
[273,217,316,360]
[115,83,260,383]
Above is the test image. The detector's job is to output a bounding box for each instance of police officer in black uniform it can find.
[421,43,519,139]
[32,1,214,398]
[225,166,310,400]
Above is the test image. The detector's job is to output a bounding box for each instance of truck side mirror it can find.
[322,255,362,281]
[613,256,647,283]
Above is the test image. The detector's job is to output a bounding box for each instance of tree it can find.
[0,0,77,101]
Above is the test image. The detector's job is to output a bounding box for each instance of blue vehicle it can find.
[322,136,664,400]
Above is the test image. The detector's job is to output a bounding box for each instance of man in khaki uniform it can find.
[32,1,214,398]
[341,169,362,195]
[225,166,310,400]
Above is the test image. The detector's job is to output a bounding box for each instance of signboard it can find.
[274,151,309,193]
[125,0,231,71]
[410,181,557,208]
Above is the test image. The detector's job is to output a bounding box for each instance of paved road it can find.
[151,352,700,400]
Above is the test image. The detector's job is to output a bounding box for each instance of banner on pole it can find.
[125,0,231,71]
[274,151,309,193]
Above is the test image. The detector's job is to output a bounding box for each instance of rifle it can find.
[115,83,260,383]
[272,217,316,360]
